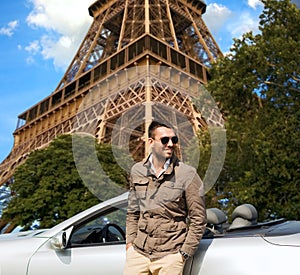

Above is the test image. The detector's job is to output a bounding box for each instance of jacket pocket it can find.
[132,176,149,199]
[157,182,184,203]
[154,221,187,252]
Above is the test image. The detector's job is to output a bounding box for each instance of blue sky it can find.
[0,0,298,162]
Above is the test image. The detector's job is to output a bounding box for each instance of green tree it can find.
[2,135,129,229]
[207,0,300,220]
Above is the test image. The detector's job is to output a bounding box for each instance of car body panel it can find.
[0,236,48,275]
[192,235,300,275]
[262,233,300,246]
[0,192,299,275]
[28,241,125,275]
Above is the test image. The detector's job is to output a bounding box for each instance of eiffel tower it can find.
[0,0,224,186]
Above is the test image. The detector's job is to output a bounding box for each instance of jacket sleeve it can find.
[125,172,140,245]
[181,170,207,256]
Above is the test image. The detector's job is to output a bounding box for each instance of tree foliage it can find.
[206,0,300,220]
[2,135,129,229]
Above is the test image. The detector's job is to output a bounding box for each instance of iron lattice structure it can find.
[0,0,223,185]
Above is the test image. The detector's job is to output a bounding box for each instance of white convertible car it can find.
[0,192,299,275]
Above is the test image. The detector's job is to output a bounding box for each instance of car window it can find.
[69,206,127,246]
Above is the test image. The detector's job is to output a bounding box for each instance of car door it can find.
[27,205,127,275]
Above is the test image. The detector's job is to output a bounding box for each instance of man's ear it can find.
[148,137,154,147]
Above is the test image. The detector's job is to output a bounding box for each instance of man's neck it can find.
[149,154,171,177]
[151,153,166,168]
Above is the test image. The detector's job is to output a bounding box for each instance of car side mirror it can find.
[51,227,73,250]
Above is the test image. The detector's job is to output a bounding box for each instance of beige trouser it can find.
[123,246,185,275]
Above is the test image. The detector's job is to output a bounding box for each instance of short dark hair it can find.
[148,121,174,138]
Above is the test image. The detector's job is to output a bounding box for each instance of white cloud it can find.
[25,0,95,69]
[202,2,262,52]
[229,12,260,38]
[24,40,41,65]
[204,3,233,34]
[0,20,19,37]
[25,40,40,54]
[39,34,78,68]
[248,0,263,9]
[26,56,36,65]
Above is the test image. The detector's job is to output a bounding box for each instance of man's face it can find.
[149,126,177,160]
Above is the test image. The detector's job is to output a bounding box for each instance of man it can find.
[124,121,206,275]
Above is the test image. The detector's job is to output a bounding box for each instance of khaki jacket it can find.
[126,154,207,260]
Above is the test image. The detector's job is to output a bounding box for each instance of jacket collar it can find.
[143,153,179,177]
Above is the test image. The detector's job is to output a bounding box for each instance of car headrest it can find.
[231,204,258,221]
[229,204,258,230]
[206,208,228,225]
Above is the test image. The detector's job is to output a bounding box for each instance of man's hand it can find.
[126,243,133,251]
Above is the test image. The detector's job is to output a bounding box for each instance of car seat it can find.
[229,204,258,230]
[206,208,228,234]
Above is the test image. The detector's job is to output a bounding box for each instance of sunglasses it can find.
[159,136,179,145]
